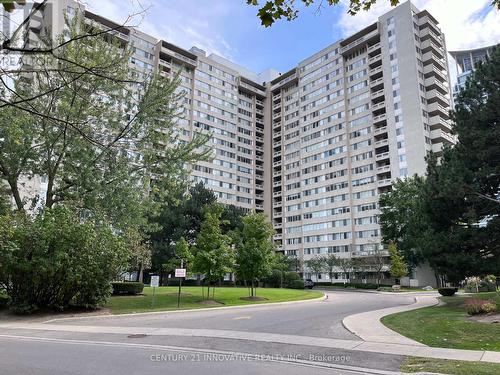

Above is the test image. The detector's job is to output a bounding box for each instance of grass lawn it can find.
[401,357,500,375]
[382,292,500,351]
[105,286,323,314]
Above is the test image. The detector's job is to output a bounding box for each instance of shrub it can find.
[111,282,144,295]
[465,299,497,315]
[0,208,130,313]
[438,287,458,296]
[0,291,8,308]
[288,279,305,289]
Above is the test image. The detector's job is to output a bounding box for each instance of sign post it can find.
[175,261,186,308]
[150,275,159,309]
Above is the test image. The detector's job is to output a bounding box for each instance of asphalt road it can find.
[48,290,416,340]
[0,291,422,374]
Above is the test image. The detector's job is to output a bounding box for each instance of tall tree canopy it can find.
[246,0,500,27]
[380,47,500,283]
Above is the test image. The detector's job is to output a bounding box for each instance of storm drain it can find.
[127,334,148,339]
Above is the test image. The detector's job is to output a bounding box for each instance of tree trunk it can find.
[8,178,23,210]
[251,280,254,297]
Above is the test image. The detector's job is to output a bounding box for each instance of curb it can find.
[42,293,327,324]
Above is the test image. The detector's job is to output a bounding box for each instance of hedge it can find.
[314,282,381,289]
[111,282,144,295]
[289,279,305,289]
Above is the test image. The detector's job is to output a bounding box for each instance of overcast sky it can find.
[82,0,499,74]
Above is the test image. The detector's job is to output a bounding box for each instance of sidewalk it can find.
[343,295,439,346]
[342,295,500,363]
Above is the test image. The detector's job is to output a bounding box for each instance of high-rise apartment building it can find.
[449,44,498,104]
[8,1,454,285]
[269,2,453,284]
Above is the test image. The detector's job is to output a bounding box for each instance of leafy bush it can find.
[465,299,497,315]
[438,287,458,296]
[288,279,305,289]
[0,291,8,308]
[0,208,129,313]
[111,282,144,295]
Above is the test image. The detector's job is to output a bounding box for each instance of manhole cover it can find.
[127,334,148,339]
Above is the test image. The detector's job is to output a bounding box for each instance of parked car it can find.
[304,279,315,289]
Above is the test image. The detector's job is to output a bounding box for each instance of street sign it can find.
[150,275,160,288]
[175,268,186,278]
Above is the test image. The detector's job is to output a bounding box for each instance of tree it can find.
[305,255,325,282]
[246,0,500,27]
[379,176,427,270]
[191,205,234,300]
[388,242,408,284]
[0,206,129,313]
[271,253,296,288]
[356,249,389,284]
[336,257,355,282]
[321,253,339,284]
[0,14,208,222]
[123,227,151,283]
[235,213,275,297]
[379,48,500,284]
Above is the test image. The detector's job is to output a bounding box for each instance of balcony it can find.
[371,101,386,112]
[273,201,282,208]
[255,135,264,142]
[376,152,390,161]
[420,27,443,45]
[423,64,447,81]
[274,221,283,228]
[427,102,450,119]
[426,89,450,107]
[375,138,389,148]
[377,178,392,187]
[340,27,379,55]
[425,76,449,95]
[255,183,264,190]
[273,112,282,120]
[273,141,282,148]
[367,42,381,54]
[273,102,281,110]
[373,113,387,125]
[377,165,391,174]
[428,115,451,131]
[371,89,385,101]
[369,65,383,77]
[274,131,282,138]
[255,154,263,161]
[273,160,282,167]
[370,77,384,90]
[273,93,281,101]
[430,129,455,145]
[274,234,283,240]
[255,145,264,152]
[255,193,264,199]
[422,51,446,71]
[273,181,281,188]
[273,151,281,158]
[256,108,264,115]
[421,39,445,59]
[255,204,264,210]
[374,126,388,135]
[368,54,382,67]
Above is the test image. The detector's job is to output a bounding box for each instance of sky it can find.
[81,0,499,75]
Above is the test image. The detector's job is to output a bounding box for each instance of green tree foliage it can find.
[246,0,500,27]
[380,47,500,284]
[388,242,408,282]
[191,205,234,299]
[305,255,325,281]
[235,213,275,297]
[379,176,427,269]
[322,254,339,284]
[149,183,246,275]
[0,14,208,224]
[0,207,129,313]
